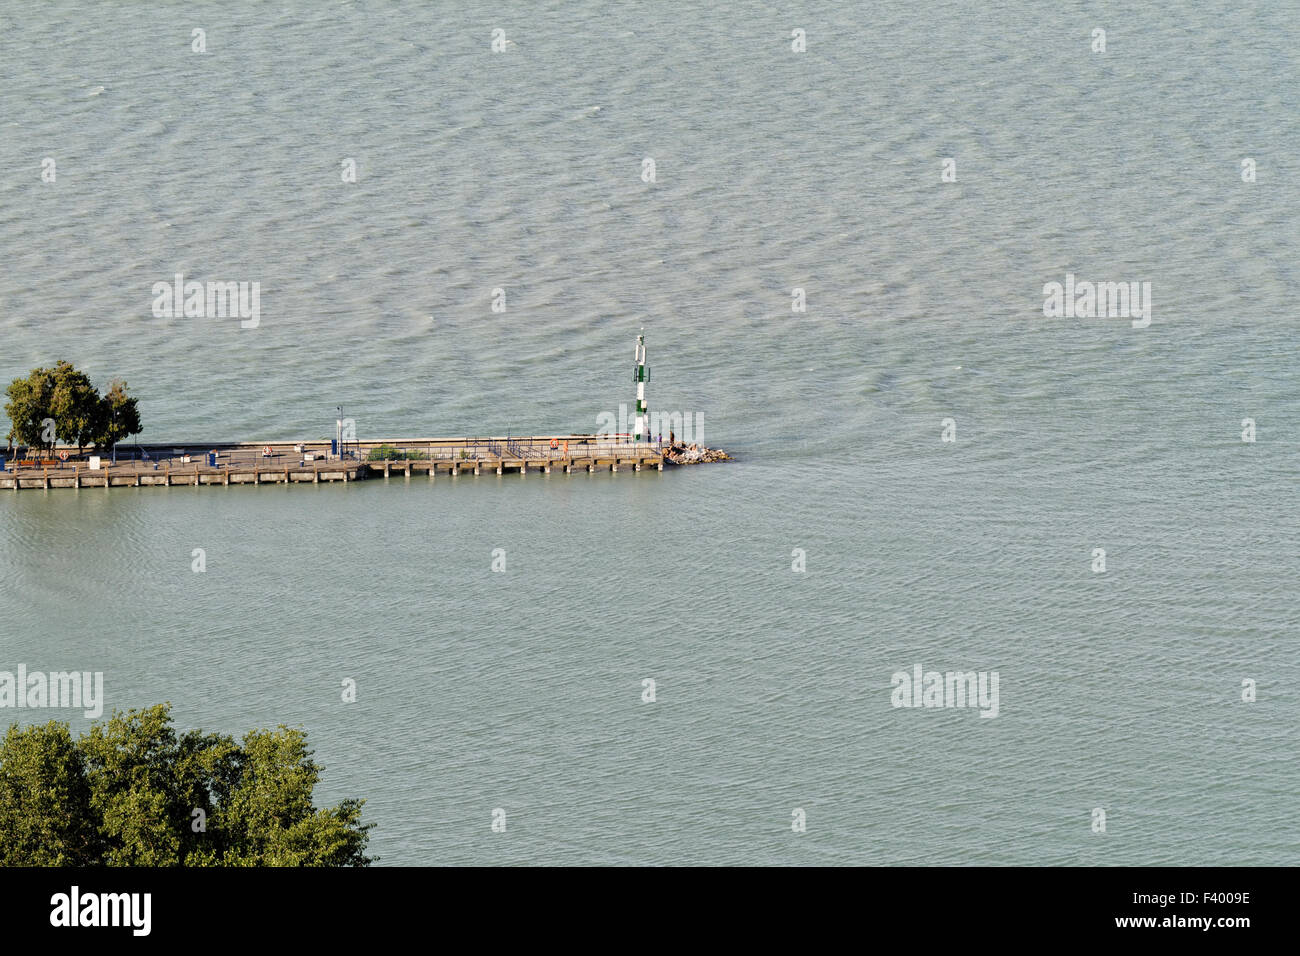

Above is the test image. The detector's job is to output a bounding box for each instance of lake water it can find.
[0,1,1296,864]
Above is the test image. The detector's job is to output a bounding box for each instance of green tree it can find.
[3,365,57,453]
[92,378,142,453]
[212,727,372,866]
[5,363,144,457]
[0,721,101,865]
[50,360,104,455]
[0,704,374,866]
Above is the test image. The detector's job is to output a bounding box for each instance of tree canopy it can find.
[4,362,141,454]
[0,704,374,866]
[100,378,143,451]
[49,361,101,453]
[3,365,56,452]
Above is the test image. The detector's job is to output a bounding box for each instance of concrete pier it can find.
[0,433,720,492]
[0,438,681,492]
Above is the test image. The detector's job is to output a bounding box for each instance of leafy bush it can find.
[368,445,427,461]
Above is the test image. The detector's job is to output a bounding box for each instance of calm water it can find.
[1,1,1296,865]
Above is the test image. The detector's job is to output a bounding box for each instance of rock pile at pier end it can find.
[662,442,731,465]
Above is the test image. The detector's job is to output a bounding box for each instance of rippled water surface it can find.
[1,1,1296,864]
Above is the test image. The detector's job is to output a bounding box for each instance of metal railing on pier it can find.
[369,439,664,463]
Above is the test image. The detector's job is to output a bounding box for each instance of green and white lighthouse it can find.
[633,332,649,443]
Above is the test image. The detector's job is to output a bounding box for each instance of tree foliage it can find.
[3,365,57,451]
[3,362,142,454]
[0,704,374,866]
[50,361,103,454]
[95,378,142,452]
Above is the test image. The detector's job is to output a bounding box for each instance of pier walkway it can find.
[0,436,671,491]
